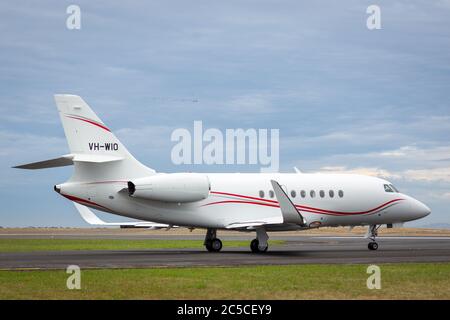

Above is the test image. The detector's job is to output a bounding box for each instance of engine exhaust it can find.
[53,185,61,193]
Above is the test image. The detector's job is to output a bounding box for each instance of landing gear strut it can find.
[367,225,380,251]
[250,228,269,253]
[204,228,222,252]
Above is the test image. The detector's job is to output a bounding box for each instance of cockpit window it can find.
[384,184,394,193]
[389,184,399,192]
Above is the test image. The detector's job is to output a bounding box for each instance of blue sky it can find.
[1,1,449,227]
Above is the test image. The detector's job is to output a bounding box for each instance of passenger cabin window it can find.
[269,190,275,198]
[329,190,334,198]
[384,184,394,193]
[291,190,296,198]
[300,190,306,198]
[319,190,325,198]
[259,190,265,198]
[338,190,344,198]
[310,190,316,198]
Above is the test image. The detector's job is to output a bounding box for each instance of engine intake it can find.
[128,173,210,203]
[127,181,136,195]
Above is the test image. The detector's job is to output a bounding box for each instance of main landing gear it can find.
[204,228,270,253]
[204,228,222,252]
[250,228,269,253]
[367,225,380,251]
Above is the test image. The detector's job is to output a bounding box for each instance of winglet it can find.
[270,180,305,225]
[293,167,302,174]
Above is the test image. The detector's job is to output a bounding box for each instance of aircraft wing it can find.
[225,216,283,230]
[73,202,173,229]
[225,180,306,230]
[271,180,306,226]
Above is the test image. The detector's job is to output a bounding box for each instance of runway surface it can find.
[1,237,450,270]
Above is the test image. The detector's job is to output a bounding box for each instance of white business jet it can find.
[14,95,431,252]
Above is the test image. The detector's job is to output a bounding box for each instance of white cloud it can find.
[221,93,276,115]
[317,165,450,183]
[437,192,450,199]
[403,167,450,182]
[0,130,67,158]
[318,166,400,179]
[115,125,175,149]
[369,145,450,162]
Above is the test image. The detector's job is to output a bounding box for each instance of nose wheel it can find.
[367,225,380,251]
[368,242,378,250]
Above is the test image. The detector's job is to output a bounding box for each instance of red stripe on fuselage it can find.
[211,191,278,204]
[209,191,404,216]
[202,200,280,209]
[61,194,112,212]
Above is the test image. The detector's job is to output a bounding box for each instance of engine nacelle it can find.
[128,173,210,203]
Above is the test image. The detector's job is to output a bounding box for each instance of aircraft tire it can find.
[250,239,268,253]
[205,241,213,252]
[368,242,378,250]
[207,238,222,252]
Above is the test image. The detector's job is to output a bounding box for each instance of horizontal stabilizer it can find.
[73,202,173,229]
[13,153,124,170]
[13,156,73,169]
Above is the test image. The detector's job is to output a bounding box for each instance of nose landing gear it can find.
[368,242,379,250]
[367,225,380,251]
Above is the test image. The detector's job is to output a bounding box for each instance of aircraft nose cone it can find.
[419,202,431,218]
[412,199,431,219]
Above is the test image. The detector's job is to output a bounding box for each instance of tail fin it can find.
[54,94,155,181]
[14,94,155,180]
[56,94,154,181]
[55,94,123,156]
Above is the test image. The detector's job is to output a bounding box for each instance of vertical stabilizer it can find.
[54,94,155,181]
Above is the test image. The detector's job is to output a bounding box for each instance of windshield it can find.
[389,184,399,192]
[384,184,399,193]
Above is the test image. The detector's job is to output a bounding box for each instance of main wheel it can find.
[250,239,259,252]
[250,239,268,253]
[206,238,222,252]
[368,242,378,251]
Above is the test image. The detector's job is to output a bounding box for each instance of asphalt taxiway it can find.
[1,236,450,270]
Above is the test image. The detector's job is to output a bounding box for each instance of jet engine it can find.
[127,173,210,203]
